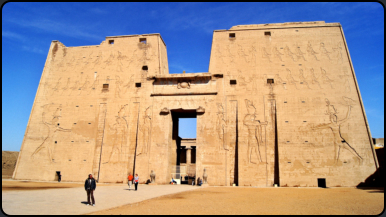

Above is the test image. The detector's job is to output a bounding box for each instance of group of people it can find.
[83,173,140,207]
[169,176,203,186]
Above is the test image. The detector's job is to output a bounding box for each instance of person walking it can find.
[84,174,96,206]
[128,173,134,190]
[134,173,139,191]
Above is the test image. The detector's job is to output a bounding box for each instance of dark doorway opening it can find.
[318,178,326,188]
[171,109,197,185]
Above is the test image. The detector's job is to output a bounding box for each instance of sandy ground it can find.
[2,180,117,191]
[87,186,384,215]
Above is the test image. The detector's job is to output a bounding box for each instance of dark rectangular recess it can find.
[229,33,236,38]
[135,83,141,88]
[191,146,196,164]
[230,80,237,85]
[109,40,114,44]
[318,178,326,188]
[267,79,274,84]
[103,84,109,89]
[139,38,147,44]
[142,65,148,70]
[265,31,271,36]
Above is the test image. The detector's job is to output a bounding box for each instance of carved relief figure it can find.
[284,45,296,61]
[88,75,99,94]
[275,74,287,89]
[319,42,331,60]
[286,69,298,89]
[243,99,267,164]
[294,46,306,61]
[50,78,62,96]
[332,42,344,64]
[262,47,272,62]
[137,106,152,156]
[339,68,351,92]
[123,75,134,94]
[115,76,124,98]
[272,47,284,62]
[320,67,334,88]
[309,68,322,89]
[298,69,311,89]
[216,103,227,150]
[307,41,319,61]
[312,98,362,164]
[249,45,258,65]
[237,44,249,63]
[79,76,90,95]
[104,104,129,163]
[31,104,71,162]
[60,78,71,95]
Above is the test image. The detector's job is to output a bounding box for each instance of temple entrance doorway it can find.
[171,109,197,185]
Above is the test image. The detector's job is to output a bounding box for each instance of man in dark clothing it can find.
[84,174,96,206]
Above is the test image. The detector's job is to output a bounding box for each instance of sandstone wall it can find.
[14,22,378,187]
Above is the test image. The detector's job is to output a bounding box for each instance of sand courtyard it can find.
[2,179,383,215]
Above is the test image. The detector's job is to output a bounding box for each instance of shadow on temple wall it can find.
[356,148,384,192]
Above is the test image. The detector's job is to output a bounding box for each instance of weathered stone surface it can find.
[13,22,378,187]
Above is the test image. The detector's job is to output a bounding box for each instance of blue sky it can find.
[2,2,384,151]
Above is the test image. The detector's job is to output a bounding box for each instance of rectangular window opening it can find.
[265,31,271,36]
[142,65,148,70]
[103,84,109,89]
[229,33,236,38]
[139,38,147,44]
[109,40,114,44]
[267,79,274,84]
[135,83,141,88]
[230,80,237,85]
[318,178,326,188]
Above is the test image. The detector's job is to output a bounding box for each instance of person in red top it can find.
[128,173,134,190]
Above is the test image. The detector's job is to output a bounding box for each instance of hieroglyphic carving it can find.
[216,103,227,150]
[60,78,71,95]
[286,69,298,89]
[272,47,284,62]
[274,74,287,89]
[312,98,362,164]
[332,42,344,64]
[284,45,296,61]
[237,44,249,63]
[137,106,152,156]
[262,47,272,62]
[299,69,311,89]
[319,42,331,60]
[320,67,334,88]
[339,68,351,92]
[50,78,62,96]
[104,104,129,163]
[307,41,319,61]
[309,68,322,89]
[249,45,258,66]
[79,76,90,95]
[294,46,306,61]
[123,75,134,94]
[88,75,100,94]
[31,104,71,162]
[244,99,267,164]
[115,76,124,98]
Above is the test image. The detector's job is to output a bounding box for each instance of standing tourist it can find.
[134,173,139,191]
[84,174,96,206]
[128,173,134,190]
